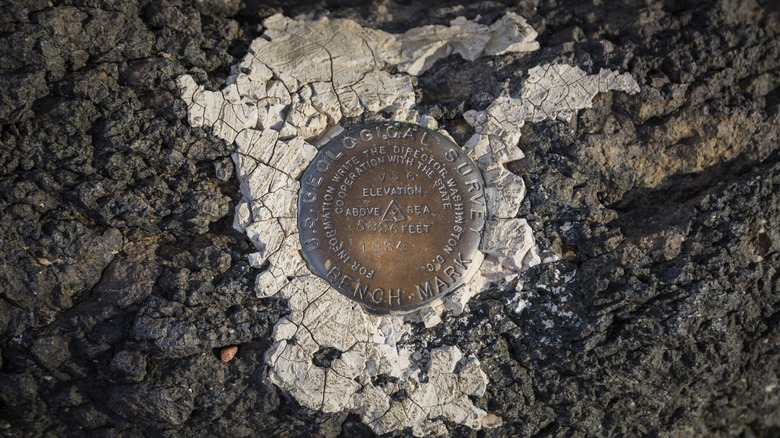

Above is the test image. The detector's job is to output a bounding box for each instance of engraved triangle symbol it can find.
[381,199,407,222]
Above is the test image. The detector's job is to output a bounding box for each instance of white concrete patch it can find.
[463,62,639,289]
[177,11,638,436]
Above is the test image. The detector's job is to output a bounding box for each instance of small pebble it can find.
[221,346,238,362]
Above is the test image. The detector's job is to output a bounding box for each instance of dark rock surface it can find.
[0,0,778,437]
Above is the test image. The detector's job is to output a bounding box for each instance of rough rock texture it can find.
[177,12,548,435]
[1,0,778,437]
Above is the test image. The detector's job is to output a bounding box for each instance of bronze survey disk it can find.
[297,122,486,314]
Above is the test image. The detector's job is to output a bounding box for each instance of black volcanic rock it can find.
[0,0,778,437]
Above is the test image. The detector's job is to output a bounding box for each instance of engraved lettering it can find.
[299,122,486,313]
[435,276,449,292]
[454,202,464,223]
[362,185,423,197]
[416,281,435,300]
[303,237,320,252]
[465,180,481,192]
[345,207,381,217]
[335,247,351,263]
[453,252,471,270]
[371,288,385,304]
[338,274,355,294]
[354,281,370,300]
[420,131,430,146]
[456,161,473,175]
[326,150,343,161]
[316,159,330,172]
[400,224,431,233]
[300,215,317,229]
[305,174,323,188]
[388,289,402,306]
[326,266,342,283]
[342,136,358,149]
[443,265,458,283]
[405,205,431,215]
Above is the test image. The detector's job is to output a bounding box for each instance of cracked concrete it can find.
[464,63,639,291]
[178,11,638,436]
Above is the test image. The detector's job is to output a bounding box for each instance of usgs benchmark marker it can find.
[298,122,486,314]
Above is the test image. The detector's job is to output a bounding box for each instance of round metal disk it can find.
[297,122,486,314]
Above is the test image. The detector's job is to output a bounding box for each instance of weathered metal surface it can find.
[298,122,486,313]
